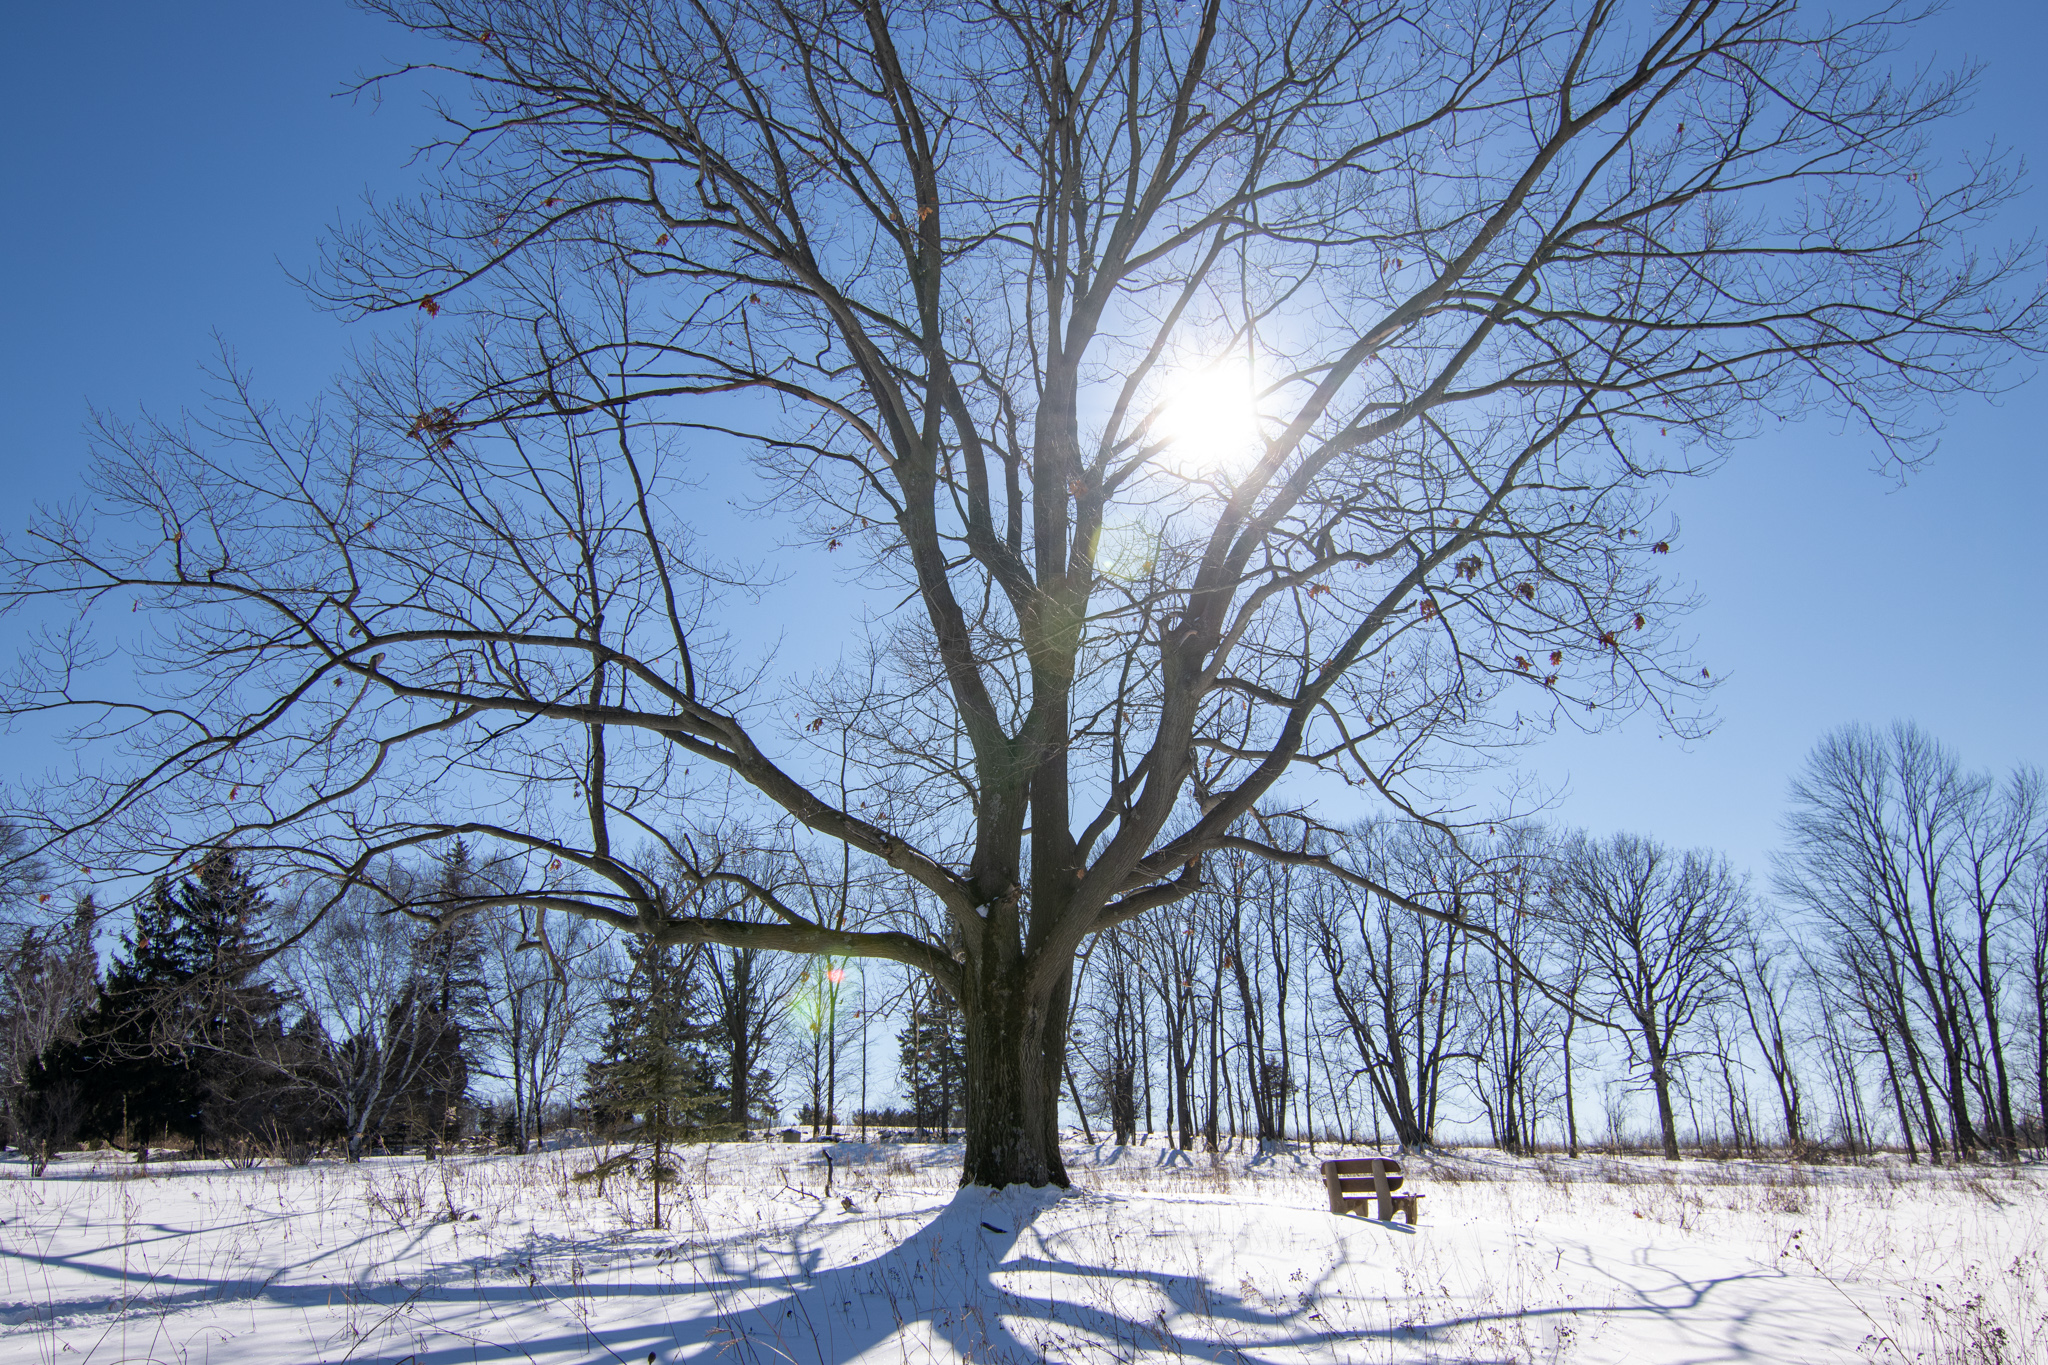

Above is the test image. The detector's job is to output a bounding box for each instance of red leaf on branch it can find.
[418,296,440,317]
[1653,541,1670,554]
[1549,650,1563,666]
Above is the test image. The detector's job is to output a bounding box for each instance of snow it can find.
[1,1139,2041,1363]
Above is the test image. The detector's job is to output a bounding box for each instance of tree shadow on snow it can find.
[0,1170,1825,1364]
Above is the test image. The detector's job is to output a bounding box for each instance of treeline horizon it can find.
[1057,719,2045,1165]
[2,719,2042,1172]
[0,836,975,1173]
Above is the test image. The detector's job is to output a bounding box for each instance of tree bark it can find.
[1650,1074,1680,1159]
[957,962,1070,1189]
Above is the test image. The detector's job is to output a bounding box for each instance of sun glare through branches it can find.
[1152,356,1267,481]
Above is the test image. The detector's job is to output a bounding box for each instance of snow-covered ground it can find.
[1,1138,2041,1364]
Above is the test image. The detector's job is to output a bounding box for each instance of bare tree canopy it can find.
[1550,830,1746,1159]
[3,0,2039,1186]
[1777,721,2047,1158]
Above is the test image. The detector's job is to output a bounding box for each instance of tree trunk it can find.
[1561,1013,1580,1158]
[1645,1027,1681,1160]
[1877,1034,1918,1163]
[509,1015,529,1154]
[1141,988,1154,1139]
[1975,920,2018,1157]
[957,962,1070,1189]
[1064,1057,1095,1145]
[1901,1035,1946,1164]
[729,1034,751,1137]
[2033,934,2048,1152]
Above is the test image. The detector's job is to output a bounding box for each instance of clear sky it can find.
[3,0,2044,902]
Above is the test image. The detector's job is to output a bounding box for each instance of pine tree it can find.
[35,849,282,1156]
[898,981,967,1142]
[392,840,489,1155]
[579,937,722,1228]
[177,848,289,1158]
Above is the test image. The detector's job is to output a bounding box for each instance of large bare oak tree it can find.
[4,0,2039,1186]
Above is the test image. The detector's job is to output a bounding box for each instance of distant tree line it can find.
[4,722,2037,1170]
[0,844,496,1167]
[0,841,633,1167]
[0,836,979,1169]
[1062,723,2048,1163]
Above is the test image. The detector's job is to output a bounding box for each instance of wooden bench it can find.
[1322,1157,1425,1225]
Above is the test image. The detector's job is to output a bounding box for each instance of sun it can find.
[1155,357,1265,479]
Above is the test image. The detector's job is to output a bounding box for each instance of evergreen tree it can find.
[392,840,489,1154]
[580,936,722,1228]
[34,849,283,1156]
[898,981,967,1142]
[177,849,289,1157]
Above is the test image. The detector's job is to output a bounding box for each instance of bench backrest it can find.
[1322,1157,1404,1193]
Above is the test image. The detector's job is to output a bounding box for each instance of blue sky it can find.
[3,0,2044,899]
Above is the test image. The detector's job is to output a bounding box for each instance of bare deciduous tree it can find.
[1778,723,2046,1158]
[1071,924,1146,1144]
[4,0,2038,1186]
[0,894,96,1159]
[478,901,610,1152]
[1309,823,1472,1151]
[1551,831,1744,1160]
[2022,854,2048,1148]
[274,878,464,1160]
[1731,924,1806,1148]
[1464,827,1563,1153]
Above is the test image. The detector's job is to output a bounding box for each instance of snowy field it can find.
[0,1139,2041,1365]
